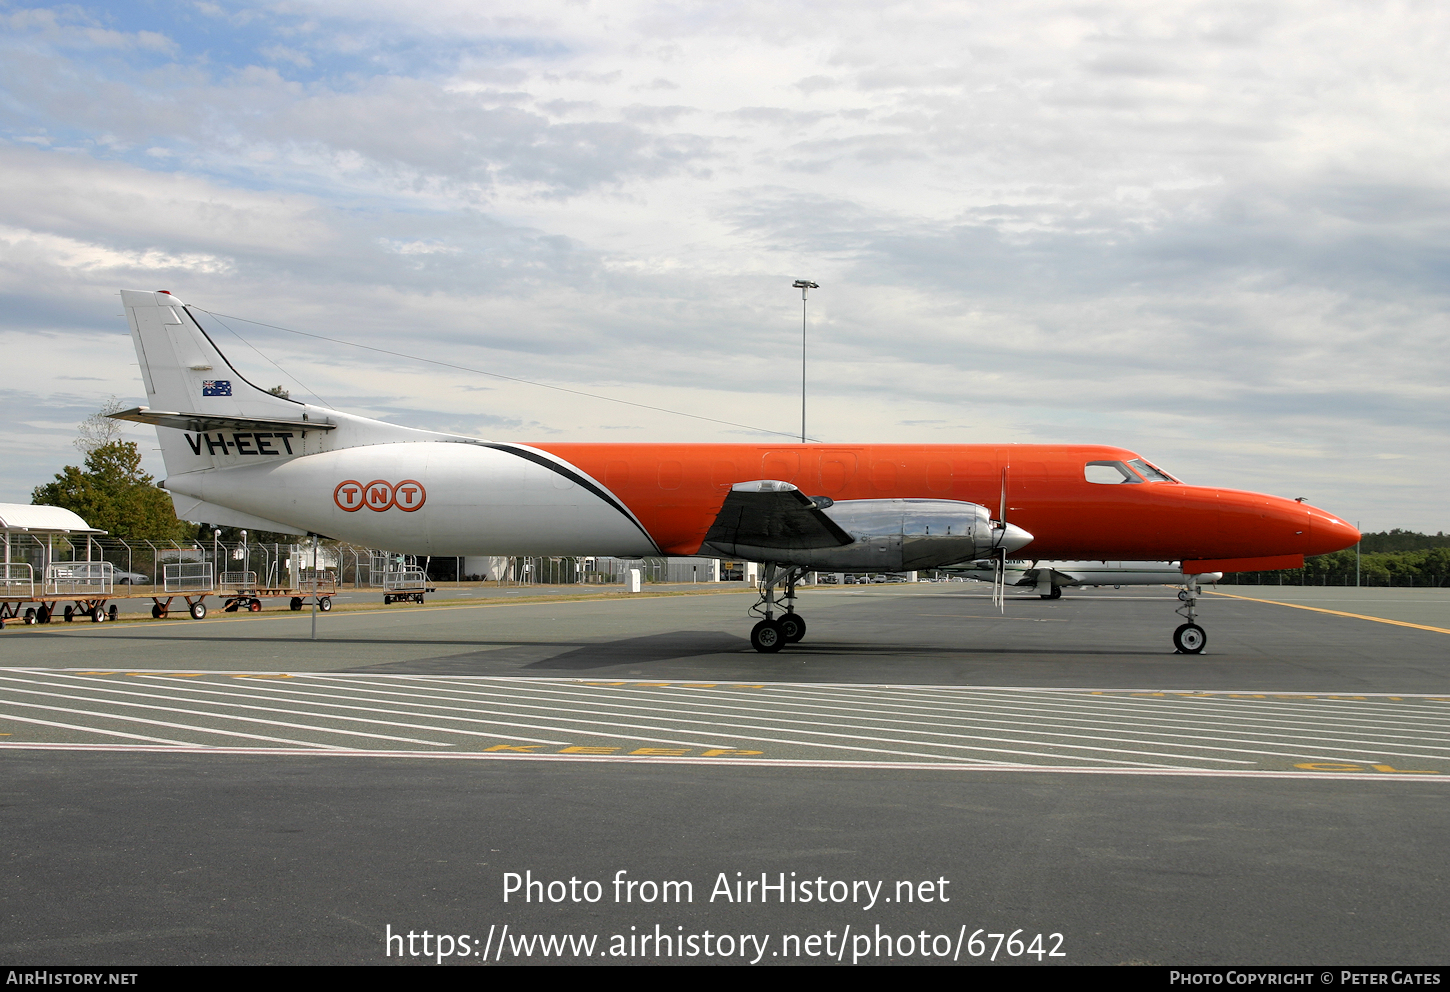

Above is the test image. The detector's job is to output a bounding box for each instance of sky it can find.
[1,0,1447,531]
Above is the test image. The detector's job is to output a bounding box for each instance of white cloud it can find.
[0,1,1448,530]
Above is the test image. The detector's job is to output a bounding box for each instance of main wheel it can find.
[289,597,303,611]
[750,619,785,653]
[249,600,262,612]
[319,597,332,612]
[778,613,806,643]
[1173,623,1206,654]
[189,602,207,620]
[150,604,163,619]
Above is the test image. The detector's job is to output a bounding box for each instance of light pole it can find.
[792,279,819,444]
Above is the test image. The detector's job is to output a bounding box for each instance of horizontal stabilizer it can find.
[110,406,336,434]
[702,480,853,553]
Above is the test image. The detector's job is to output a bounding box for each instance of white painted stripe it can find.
[0,698,348,749]
[0,676,450,748]
[0,741,1446,783]
[0,712,193,746]
[441,680,1392,765]
[281,676,1203,768]
[44,671,565,744]
[379,677,1258,765]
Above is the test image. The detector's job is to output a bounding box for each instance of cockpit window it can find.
[1127,458,1179,483]
[1085,460,1142,484]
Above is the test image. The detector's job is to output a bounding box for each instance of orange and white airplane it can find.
[112,289,1360,654]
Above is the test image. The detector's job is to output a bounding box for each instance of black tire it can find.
[1173,623,1207,654]
[189,602,207,621]
[750,619,785,653]
[108,605,118,622]
[289,597,303,611]
[24,608,36,625]
[319,598,332,612]
[37,606,50,624]
[150,604,163,619]
[1049,586,1062,600]
[778,613,806,643]
[63,605,74,622]
[224,599,239,613]
[90,607,103,623]
[383,595,392,605]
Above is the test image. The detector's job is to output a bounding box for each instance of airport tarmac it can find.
[2,584,1448,965]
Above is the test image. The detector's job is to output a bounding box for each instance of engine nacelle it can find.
[717,498,1033,571]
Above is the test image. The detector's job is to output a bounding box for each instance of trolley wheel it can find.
[778,613,806,643]
[25,608,37,625]
[189,602,207,621]
[151,604,163,619]
[90,607,103,623]
[319,597,332,612]
[289,597,303,611]
[1173,623,1207,654]
[1049,586,1062,600]
[750,619,785,654]
[37,606,50,624]
[63,605,74,622]
[107,605,118,622]
[224,599,239,613]
[249,600,262,612]
[383,595,392,605]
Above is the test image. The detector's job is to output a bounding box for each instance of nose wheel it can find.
[1173,623,1206,654]
[1172,577,1207,653]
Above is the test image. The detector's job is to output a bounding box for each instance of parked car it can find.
[116,571,150,584]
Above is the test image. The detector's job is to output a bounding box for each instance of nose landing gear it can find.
[1173,577,1207,654]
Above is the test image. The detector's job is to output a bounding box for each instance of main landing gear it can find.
[1173,577,1207,654]
[749,564,808,653]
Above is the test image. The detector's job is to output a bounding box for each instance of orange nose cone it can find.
[1307,507,1360,556]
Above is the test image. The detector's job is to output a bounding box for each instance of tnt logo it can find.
[334,479,426,512]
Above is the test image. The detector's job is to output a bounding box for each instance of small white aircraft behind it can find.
[948,560,1224,599]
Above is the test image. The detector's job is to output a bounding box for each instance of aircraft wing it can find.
[700,480,853,554]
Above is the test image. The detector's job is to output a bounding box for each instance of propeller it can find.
[993,466,1008,612]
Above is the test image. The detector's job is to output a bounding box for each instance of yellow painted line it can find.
[1208,591,1450,635]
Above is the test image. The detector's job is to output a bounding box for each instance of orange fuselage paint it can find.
[531,442,1361,561]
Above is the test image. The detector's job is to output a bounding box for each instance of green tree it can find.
[32,440,190,541]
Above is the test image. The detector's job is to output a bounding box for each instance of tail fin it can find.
[117,289,458,483]
[121,289,303,423]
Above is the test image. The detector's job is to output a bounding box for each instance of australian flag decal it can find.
[202,380,232,397]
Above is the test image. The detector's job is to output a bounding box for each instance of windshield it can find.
[1127,458,1179,483]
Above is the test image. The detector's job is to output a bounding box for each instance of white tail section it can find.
[122,290,305,424]
[119,289,462,484]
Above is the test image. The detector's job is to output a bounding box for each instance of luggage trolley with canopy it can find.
[0,503,114,627]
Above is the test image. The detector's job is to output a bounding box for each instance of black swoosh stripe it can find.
[478,443,662,554]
